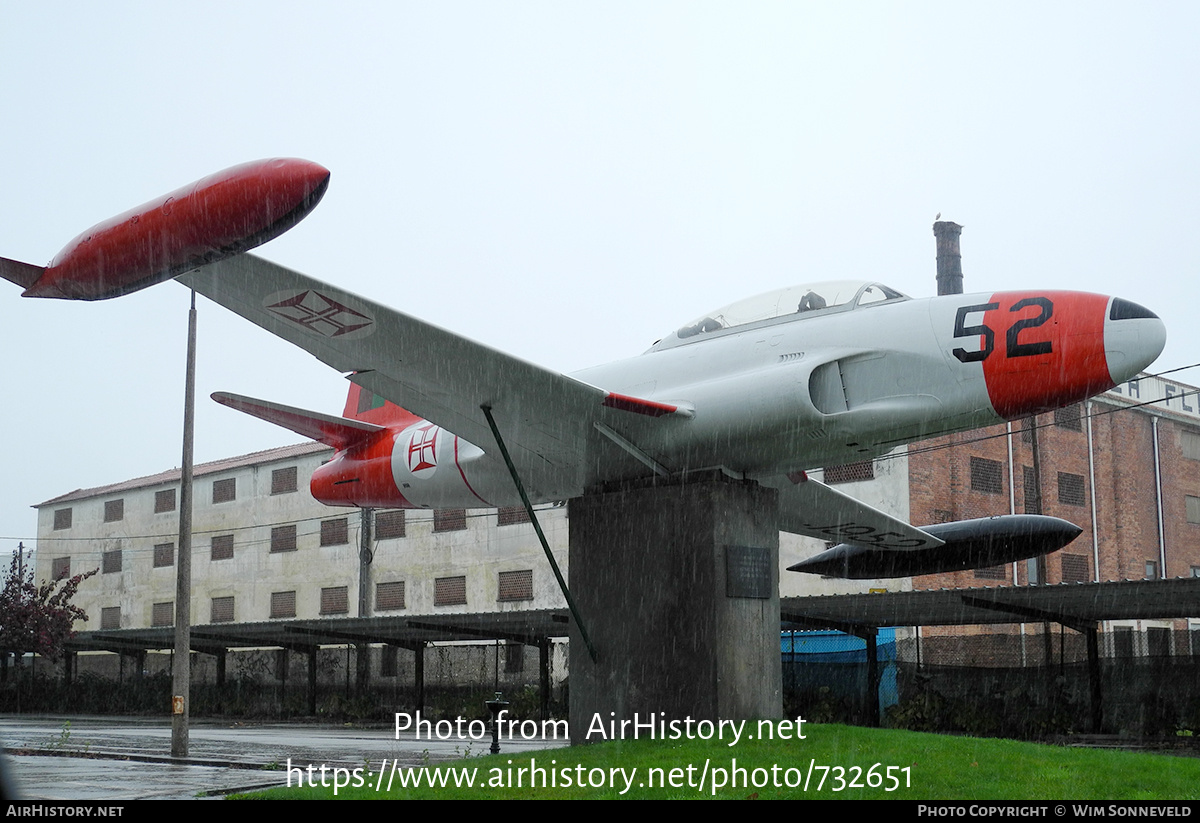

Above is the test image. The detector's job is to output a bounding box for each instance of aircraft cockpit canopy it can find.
[653,280,909,351]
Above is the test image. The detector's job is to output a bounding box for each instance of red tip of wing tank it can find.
[21,158,330,300]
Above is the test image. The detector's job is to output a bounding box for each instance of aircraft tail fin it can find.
[212,391,387,451]
[342,381,423,429]
[0,257,45,290]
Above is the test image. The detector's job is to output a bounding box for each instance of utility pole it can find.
[171,290,197,758]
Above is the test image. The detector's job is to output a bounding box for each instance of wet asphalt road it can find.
[0,715,569,800]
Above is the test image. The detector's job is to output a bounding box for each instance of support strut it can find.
[481,405,599,663]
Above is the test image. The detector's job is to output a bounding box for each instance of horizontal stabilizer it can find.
[789,514,1082,579]
[0,256,44,290]
[212,391,385,450]
[765,471,946,551]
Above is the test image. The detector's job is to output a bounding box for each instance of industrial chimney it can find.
[933,220,964,295]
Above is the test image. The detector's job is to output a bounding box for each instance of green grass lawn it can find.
[235,722,1200,800]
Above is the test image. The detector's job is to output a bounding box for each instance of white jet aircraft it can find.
[0,160,1167,578]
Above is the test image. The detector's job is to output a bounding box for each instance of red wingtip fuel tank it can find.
[22,158,330,301]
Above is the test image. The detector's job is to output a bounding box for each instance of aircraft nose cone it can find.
[1105,298,1166,384]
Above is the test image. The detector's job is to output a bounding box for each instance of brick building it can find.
[909,372,1200,661]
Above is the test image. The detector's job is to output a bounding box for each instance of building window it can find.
[211,596,235,623]
[211,534,234,561]
[1148,627,1171,658]
[1057,473,1086,507]
[1182,430,1200,461]
[51,557,70,580]
[1053,404,1083,431]
[381,645,399,678]
[271,525,297,553]
[103,499,124,523]
[102,550,122,574]
[100,607,121,630]
[1113,628,1134,658]
[376,510,406,540]
[1023,466,1041,514]
[212,478,236,504]
[152,602,173,627]
[320,586,349,615]
[1061,553,1089,583]
[53,508,72,530]
[1145,560,1159,580]
[434,509,467,532]
[1021,416,1036,445]
[498,570,534,602]
[1187,496,1200,525]
[271,466,298,495]
[154,489,176,513]
[153,543,174,568]
[270,591,296,619]
[435,576,467,606]
[1192,566,1200,578]
[497,506,531,526]
[824,461,875,484]
[505,642,524,674]
[973,565,1006,581]
[377,581,406,611]
[970,457,1003,495]
[320,518,349,546]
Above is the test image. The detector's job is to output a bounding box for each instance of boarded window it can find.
[973,565,1006,581]
[498,570,534,602]
[824,461,875,484]
[270,591,296,619]
[1061,553,1089,583]
[381,645,399,677]
[376,510,406,539]
[1053,404,1083,431]
[1023,465,1041,514]
[102,550,122,574]
[434,509,467,532]
[1187,496,1200,525]
[1057,472,1086,506]
[153,543,174,568]
[53,508,72,530]
[320,518,349,546]
[435,576,467,606]
[211,534,234,561]
[152,601,173,627]
[154,489,176,513]
[52,557,70,580]
[271,466,298,495]
[100,607,120,630]
[212,478,236,504]
[211,596,235,623]
[320,586,349,615]
[1183,430,1200,461]
[377,581,406,611]
[271,525,297,553]
[104,499,124,523]
[970,457,1003,495]
[497,506,531,526]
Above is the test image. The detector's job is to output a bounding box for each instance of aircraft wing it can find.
[761,472,945,551]
[179,254,612,500]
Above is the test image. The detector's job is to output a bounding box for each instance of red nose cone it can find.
[24,158,330,300]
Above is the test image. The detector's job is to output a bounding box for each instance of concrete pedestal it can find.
[568,475,781,743]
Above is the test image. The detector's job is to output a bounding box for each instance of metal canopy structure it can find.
[782,578,1200,632]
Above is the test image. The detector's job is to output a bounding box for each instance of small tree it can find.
[0,552,97,661]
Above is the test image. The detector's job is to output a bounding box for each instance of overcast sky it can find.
[1,3,1197,553]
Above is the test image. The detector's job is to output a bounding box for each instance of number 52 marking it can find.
[952,297,1053,363]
